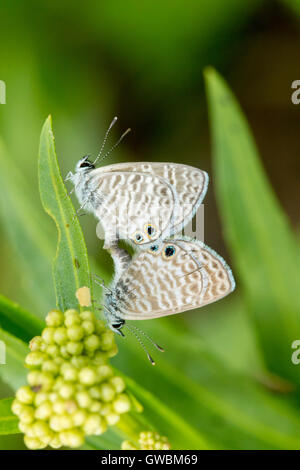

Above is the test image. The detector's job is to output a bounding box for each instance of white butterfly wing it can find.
[90,162,208,235]
[113,238,235,320]
[88,171,177,244]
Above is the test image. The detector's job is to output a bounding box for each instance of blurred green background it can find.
[1,0,300,449]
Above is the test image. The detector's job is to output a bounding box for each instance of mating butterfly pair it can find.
[66,119,235,361]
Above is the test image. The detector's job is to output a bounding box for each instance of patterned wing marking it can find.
[87,171,177,244]
[113,238,235,320]
[91,162,209,234]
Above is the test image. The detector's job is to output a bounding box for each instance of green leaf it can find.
[204,67,300,386]
[0,294,43,342]
[0,398,19,435]
[0,329,27,390]
[114,320,300,449]
[38,116,92,310]
[0,138,55,315]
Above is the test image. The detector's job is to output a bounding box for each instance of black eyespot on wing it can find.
[164,245,176,257]
[144,223,157,238]
[150,245,159,252]
[134,233,144,243]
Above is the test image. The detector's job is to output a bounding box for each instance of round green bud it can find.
[53,327,68,345]
[67,325,84,342]
[90,401,102,413]
[54,356,64,366]
[105,412,120,426]
[110,376,125,394]
[24,436,45,450]
[66,341,83,356]
[37,372,54,392]
[48,392,59,403]
[35,401,53,420]
[65,309,78,317]
[42,360,59,375]
[49,435,63,449]
[18,421,30,434]
[42,327,56,344]
[84,334,101,352]
[27,370,41,387]
[32,420,51,438]
[89,386,102,399]
[29,336,43,352]
[97,365,113,380]
[76,391,92,408]
[59,429,84,448]
[25,351,46,367]
[93,351,107,365]
[121,440,138,450]
[34,392,49,407]
[81,320,95,335]
[46,310,64,327]
[53,399,66,415]
[113,393,131,414]
[49,415,63,432]
[46,344,60,357]
[64,312,81,328]
[19,406,35,424]
[95,320,106,334]
[59,414,73,430]
[99,383,115,402]
[64,400,77,414]
[99,403,111,416]
[61,364,78,382]
[100,331,115,351]
[16,386,35,405]
[71,356,88,369]
[78,367,97,385]
[72,409,87,427]
[59,383,75,400]
[79,311,94,322]
[83,414,107,436]
[107,344,118,358]
[60,345,71,359]
[11,399,23,416]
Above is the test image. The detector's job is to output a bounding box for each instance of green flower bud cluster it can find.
[122,431,171,450]
[12,309,131,449]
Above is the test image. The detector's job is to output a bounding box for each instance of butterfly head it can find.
[75,156,95,173]
[103,292,125,336]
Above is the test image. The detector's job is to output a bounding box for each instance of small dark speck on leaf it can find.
[74,258,80,269]
[66,223,70,228]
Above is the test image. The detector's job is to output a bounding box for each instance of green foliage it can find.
[38,116,92,311]
[0,399,18,435]
[0,294,43,342]
[1,75,300,449]
[0,140,55,314]
[205,68,300,387]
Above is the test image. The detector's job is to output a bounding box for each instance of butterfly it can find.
[98,236,235,363]
[65,119,208,260]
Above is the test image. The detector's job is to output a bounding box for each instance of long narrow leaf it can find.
[0,294,43,342]
[38,116,91,310]
[0,398,19,435]
[0,139,55,314]
[205,68,300,387]
[0,329,27,390]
